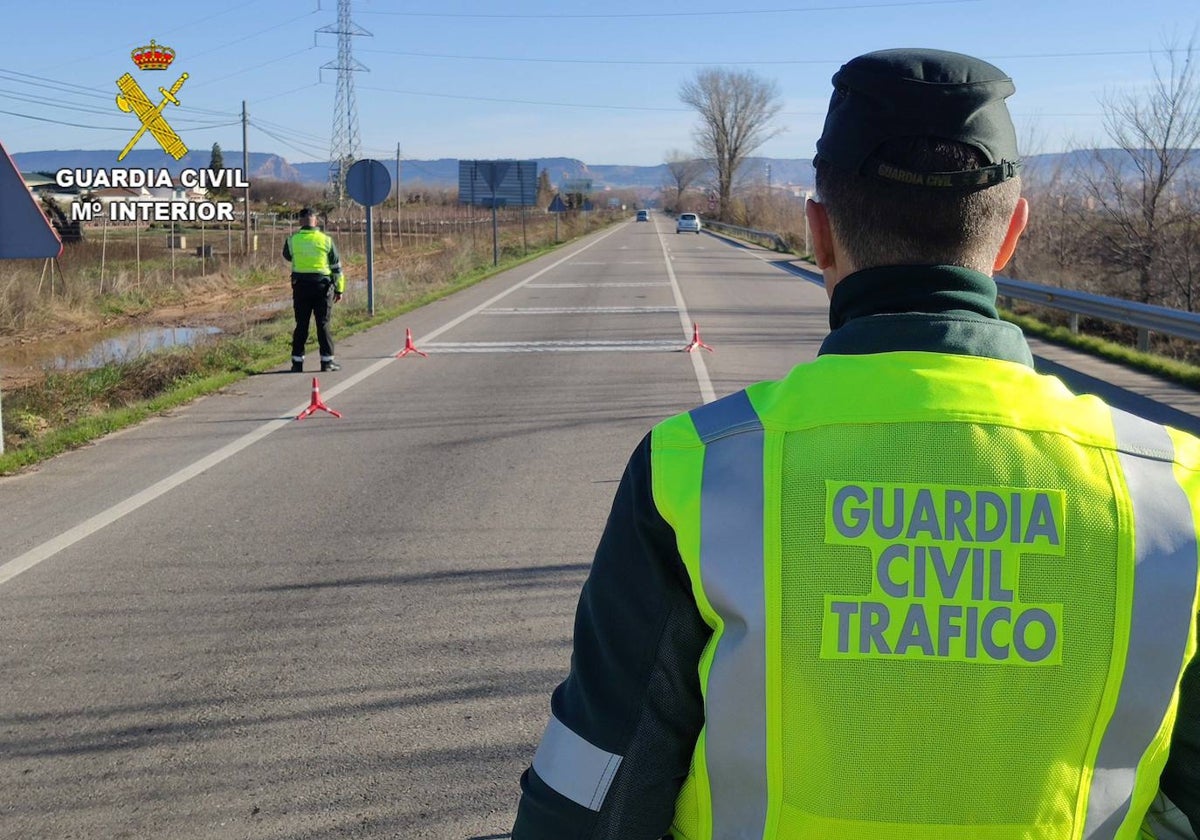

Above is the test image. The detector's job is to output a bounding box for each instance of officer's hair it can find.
[815,138,1021,274]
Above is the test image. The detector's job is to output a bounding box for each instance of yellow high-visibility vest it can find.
[288,229,334,275]
[651,351,1200,840]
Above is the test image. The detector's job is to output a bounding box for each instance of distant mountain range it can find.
[14,148,1200,192]
[14,149,813,191]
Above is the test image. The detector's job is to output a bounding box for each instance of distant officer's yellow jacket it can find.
[286,228,344,293]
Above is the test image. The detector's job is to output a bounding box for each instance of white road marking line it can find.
[0,225,627,588]
[656,228,716,404]
[526,282,669,288]
[735,247,824,286]
[482,306,677,315]
[424,340,684,353]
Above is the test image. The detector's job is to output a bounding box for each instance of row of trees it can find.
[671,46,1200,314]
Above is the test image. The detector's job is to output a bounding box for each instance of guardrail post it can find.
[1137,328,1150,352]
[1069,313,1079,334]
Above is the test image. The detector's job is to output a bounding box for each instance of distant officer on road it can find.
[283,207,344,373]
[512,48,1200,839]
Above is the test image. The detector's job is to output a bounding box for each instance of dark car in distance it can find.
[636,210,649,222]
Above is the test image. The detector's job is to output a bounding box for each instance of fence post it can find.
[1137,328,1150,352]
[100,213,108,294]
[1069,313,1079,334]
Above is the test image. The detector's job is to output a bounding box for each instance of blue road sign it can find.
[346,159,392,207]
[458,160,537,207]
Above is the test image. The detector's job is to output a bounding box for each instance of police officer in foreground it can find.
[512,49,1200,839]
[283,207,344,372]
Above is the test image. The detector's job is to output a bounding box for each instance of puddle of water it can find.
[0,325,224,380]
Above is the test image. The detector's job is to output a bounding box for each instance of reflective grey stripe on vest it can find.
[531,712,623,812]
[1084,408,1200,839]
[690,390,769,840]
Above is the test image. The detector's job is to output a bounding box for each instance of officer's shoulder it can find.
[653,386,766,449]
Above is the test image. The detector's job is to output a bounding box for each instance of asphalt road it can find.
[2,214,1197,839]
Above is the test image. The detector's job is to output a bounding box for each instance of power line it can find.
[0,68,119,102]
[355,83,691,112]
[189,47,317,90]
[356,46,1187,68]
[187,11,322,61]
[253,117,332,148]
[0,107,129,131]
[253,82,323,104]
[0,89,240,129]
[0,66,238,119]
[35,0,272,74]
[158,0,272,36]
[250,120,329,161]
[0,88,118,117]
[254,117,330,140]
[355,0,982,19]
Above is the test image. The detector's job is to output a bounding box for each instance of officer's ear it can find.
[993,197,1029,272]
[806,198,835,271]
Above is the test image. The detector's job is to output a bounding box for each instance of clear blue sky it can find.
[2,0,1196,171]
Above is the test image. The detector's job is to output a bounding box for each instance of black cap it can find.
[815,48,1020,189]
[298,207,316,218]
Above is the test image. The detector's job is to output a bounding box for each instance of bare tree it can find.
[663,149,707,212]
[1080,39,1200,304]
[679,68,782,221]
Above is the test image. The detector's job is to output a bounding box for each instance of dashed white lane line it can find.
[482,306,677,315]
[526,282,669,288]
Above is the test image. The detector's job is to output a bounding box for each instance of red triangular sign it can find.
[0,139,62,259]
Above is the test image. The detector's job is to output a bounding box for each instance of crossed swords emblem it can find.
[115,71,189,161]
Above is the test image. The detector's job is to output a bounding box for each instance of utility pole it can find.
[242,100,250,255]
[395,142,401,245]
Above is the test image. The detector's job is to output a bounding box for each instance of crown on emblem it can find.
[131,39,175,71]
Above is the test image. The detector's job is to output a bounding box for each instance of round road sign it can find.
[345,159,392,207]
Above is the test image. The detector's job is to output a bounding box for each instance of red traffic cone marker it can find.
[681,322,714,353]
[396,328,428,358]
[296,377,343,420]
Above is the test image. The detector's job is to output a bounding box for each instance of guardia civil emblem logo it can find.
[115,39,189,161]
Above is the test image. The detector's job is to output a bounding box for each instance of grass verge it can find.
[0,236,583,476]
[1000,310,1200,390]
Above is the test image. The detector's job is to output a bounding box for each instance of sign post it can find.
[458,160,538,266]
[345,159,392,316]
[547,194,568,241]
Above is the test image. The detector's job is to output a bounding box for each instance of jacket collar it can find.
[819,265,1034,367]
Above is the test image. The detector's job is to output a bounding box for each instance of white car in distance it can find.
[676,213,702,234]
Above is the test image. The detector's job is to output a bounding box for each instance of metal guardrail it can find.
[994,275,1200,350]
[700,219,789,252]
[695,215,1200,350]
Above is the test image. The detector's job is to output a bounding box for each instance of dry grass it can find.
[0,208,617,465]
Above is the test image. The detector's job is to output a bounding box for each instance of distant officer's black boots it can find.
[321,359,341,372]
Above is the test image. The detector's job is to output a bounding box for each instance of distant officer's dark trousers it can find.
[291,276,335,360]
